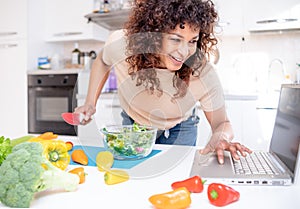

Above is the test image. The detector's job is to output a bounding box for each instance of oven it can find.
[28,74,78,136]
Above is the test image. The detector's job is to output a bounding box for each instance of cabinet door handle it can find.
[0,32,18,37]
[53,32,83,37]
[105,104,121,108]
[0,43,18,49]
[256,18,298,24]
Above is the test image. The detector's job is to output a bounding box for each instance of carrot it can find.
[38,132,58,140]
[69,167,86,184]
[71,149,88,165]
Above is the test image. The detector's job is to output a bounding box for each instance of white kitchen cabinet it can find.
[213,0,245,36]
[245,0,300,32]
[196,100,246,147]
[0,40,28,138]
[0,0,28,138]
[213,0,300,36]
[225,100,275,150]
[0,0,27,40]
[77,93,122,142]
[255,108,277,150]
[44,0,109,42]
[196,109,211,147]
[76,70,122,141]
[197,99,268,150]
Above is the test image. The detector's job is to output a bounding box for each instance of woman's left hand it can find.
[200,137,252,164]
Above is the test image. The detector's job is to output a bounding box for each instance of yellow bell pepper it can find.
[41,140,70,170]
[104,169,129,185]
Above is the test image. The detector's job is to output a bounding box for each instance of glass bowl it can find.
[100,124,158,160]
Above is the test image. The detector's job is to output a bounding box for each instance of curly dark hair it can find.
[124,0,218,99]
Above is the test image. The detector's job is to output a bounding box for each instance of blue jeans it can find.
[121,109,200,146]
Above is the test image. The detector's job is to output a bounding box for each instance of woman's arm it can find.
[74,50,111,124]
[85,50,111,106]
[201,106,251,164]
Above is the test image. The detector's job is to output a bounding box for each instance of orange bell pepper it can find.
[71,149,88,165]
[149,187,191,209]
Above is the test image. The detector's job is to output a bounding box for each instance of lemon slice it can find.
[96,151,114,172]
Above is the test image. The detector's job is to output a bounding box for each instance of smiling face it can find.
[159,24,200,72]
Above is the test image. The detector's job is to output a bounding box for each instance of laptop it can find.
[190,84,300,186]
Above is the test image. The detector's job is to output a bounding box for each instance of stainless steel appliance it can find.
[28,74,78,135]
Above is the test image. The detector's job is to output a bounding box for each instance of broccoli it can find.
[0,142,79,208]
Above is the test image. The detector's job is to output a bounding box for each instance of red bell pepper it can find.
[207,183,240,207]
[171,175,205,193]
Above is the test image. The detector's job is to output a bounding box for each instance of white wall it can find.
[216,33,300,94]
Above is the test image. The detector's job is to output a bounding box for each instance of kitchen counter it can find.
[2,138,299,209]
[224,92,258,101]
[27,68,85,75]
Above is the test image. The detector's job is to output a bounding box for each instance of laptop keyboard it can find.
[233,152,281,175]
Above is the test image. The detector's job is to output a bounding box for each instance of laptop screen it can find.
[270,84,300,174]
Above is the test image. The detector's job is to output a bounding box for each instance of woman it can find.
[75,0,251,164]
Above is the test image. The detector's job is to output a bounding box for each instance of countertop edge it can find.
[27,69,87,75]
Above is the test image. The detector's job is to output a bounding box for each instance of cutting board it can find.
[69,145,161,169]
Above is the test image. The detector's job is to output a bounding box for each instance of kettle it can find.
[81,51,97,70]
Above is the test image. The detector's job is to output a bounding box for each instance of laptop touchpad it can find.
[190,150,234,178]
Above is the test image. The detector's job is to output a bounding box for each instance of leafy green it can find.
[102,123,156,158]
[0,136,12,165]
[0,135,35,165]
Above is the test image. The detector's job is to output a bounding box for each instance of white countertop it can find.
[2,138,299,209]
[224,92,258,101]
[27,68,86,75]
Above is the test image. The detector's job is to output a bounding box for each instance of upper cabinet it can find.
[213,0,300,36]
[246,0,300,33]
[0,0,27,40]
[213,0,245,36]
[44,0,109,42]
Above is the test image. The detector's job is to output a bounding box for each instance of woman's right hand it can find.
[74,104,96,125]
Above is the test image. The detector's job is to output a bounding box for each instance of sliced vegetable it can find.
[171,175,205,193]
[96,151,114,172]
[41,140,71,170]
[69,167,86,184]
[104,169,129,185]
[149,187,191,209]
[65,141,74,151]
[207,183,240,207]
[71,149,88,165]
